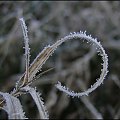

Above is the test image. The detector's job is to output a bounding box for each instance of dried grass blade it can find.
[19,18,30,87]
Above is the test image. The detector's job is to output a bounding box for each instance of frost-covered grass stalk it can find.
[0,17,108,119]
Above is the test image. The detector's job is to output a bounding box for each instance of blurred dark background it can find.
[0,1,120,119]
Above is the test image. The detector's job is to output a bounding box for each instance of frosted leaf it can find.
[22,86,49,119]
[0,92,27,119]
